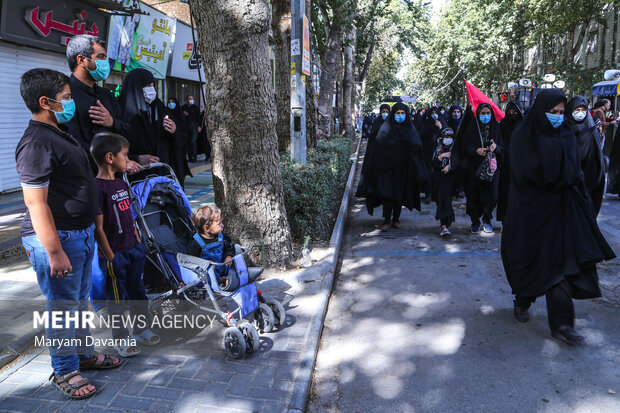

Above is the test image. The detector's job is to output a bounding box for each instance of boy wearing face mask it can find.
[433,128,458,236]
[17,68,123,399]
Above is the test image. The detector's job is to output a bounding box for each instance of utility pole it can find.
[290,0,307,163]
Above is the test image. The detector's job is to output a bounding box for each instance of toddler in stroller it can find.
[124,163,286,358]
[187,206,236,291]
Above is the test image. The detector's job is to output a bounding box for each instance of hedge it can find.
[281,137,352,242]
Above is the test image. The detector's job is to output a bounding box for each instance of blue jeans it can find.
[22,225,95,375]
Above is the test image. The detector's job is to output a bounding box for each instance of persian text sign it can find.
[107,2,175,79]
[302,15,311,76]
[167,22,205,82]
[0,0,109,53]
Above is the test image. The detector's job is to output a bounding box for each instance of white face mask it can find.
[443,138,454,146]
[143,86,157,104]
[572,110,587,122]
[381,112,389,120]
[188,99,195,105]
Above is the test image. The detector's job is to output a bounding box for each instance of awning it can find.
[81,0,145,16]
[592,80,620,97]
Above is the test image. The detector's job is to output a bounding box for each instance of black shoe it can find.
[551,325,585,346]
[513,306,529,323]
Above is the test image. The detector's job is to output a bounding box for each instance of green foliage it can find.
[281,138,352,241]
[357,0,430,110]
[406,0,618,104]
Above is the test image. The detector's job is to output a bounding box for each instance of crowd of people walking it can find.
[358,89,616,347]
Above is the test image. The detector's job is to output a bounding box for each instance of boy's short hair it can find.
[90,132,130,165]
[20,68,70,114]
[193,205,221,232]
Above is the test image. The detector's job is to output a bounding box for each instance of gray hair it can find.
[66,35,100,72]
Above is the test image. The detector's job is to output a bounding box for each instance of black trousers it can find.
[466,178,498,225]
[382,199,402,223]
[514,280,574,331]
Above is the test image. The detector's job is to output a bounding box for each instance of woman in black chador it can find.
[356,104,390,199]
[502,89,615,346]
[497,101,523,222]
[566,95,605,215]
[461,103,503,233]
[358,102,426,231]
[418,106,447,202]
[608,119,620,195]
[118,68,189,187]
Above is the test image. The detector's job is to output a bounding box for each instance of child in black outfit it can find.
[432,128,458,237]
[91,132,160,357]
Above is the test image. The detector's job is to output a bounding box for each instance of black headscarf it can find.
[510,89,578,188]
[461,103,502,169]
[117,68,191,184]
[118,68,155,122]
[447,104,463,131]
[502,89,614,298]
[498,101,523,146]
[566,95,604,214]
[496,101,523,222]
[360,102,426,213]
[368,103,391,145]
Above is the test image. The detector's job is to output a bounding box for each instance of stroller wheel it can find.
[254,303,275,333]
[267,300,286,329]
[223,326,246,359]
[239,322,260,354]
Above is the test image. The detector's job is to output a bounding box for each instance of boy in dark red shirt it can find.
[91,132,160,357]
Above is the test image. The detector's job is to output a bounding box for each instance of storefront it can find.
[0,0,110,192]
[165,21,205,107]
[105,1,174,100]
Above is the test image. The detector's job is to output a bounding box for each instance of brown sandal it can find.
[49,370,97,400]
[79,351,123,370]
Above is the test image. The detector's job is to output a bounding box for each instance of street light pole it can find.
[290,0,307,163]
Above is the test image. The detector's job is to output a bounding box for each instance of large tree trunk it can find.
[305,0,318,148]
[343,27,357,140]
[190,0,292,266]
[317,21,343,139]
[272,0,291,152]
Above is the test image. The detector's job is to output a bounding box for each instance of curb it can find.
[287,134,363,412]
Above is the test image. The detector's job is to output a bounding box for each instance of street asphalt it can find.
[308,183,620,412]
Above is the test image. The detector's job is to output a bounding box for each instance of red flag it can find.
[464,79,505,121]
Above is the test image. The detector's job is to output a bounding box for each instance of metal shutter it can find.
[0,42,70,192]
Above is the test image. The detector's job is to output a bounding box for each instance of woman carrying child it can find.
[432,128,458,237]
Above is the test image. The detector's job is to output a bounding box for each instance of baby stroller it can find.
[123,163,286,358]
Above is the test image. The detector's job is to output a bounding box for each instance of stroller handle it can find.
[123,162,180,188]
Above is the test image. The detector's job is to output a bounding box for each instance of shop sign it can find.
[302,15,311,76]
[0,0,109,53]
[107,1,175,79]
[167,21,205,82]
